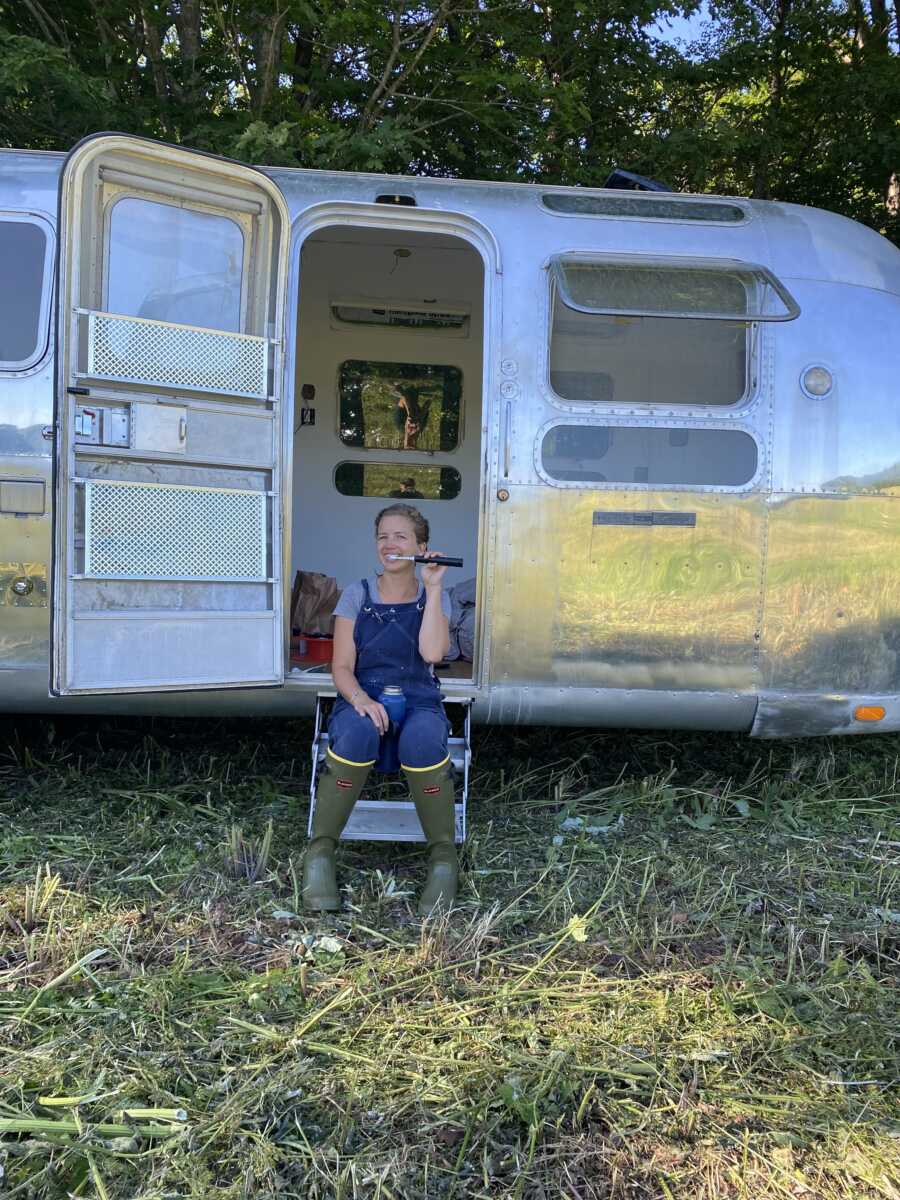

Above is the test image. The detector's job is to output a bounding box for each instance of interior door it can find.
[52,134,290,694]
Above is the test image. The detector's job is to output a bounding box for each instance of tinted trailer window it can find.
[548,258,798,409]
[0,219,48,369]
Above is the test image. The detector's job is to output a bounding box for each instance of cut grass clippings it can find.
[1,715,898,1198]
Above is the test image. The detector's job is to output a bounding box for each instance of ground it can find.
[1,716,898,1199]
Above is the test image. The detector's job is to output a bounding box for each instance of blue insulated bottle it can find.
[376,686,407,772]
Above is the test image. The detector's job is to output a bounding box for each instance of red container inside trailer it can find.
[291,635,333,664]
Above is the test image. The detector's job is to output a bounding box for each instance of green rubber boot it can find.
[404,758,458,917]
[303,752,372,911]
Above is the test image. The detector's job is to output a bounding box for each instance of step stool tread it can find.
[342,799,465,842]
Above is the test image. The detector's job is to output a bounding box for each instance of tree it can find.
[0,0,896,242]
[656,0,900,240]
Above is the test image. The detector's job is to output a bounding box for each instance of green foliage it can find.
[658,0,900,242]
[0,1,896,241]
[0,32,110,148]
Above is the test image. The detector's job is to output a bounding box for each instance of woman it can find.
[303,504,457,916]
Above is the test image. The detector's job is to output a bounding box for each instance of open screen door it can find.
[52,135,290,694]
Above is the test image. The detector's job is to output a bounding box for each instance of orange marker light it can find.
[854,705,886,722]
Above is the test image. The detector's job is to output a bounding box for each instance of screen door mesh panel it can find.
[84,481,267,580]
[86,311,269,397]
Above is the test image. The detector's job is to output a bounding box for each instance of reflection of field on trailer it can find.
[3,133,900,831]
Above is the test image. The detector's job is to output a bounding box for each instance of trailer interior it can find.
[288,224,485,687]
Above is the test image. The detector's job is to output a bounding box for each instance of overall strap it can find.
[361,575,424,612]
[357,577,388,627]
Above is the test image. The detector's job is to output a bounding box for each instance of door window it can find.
[107,198,244,332]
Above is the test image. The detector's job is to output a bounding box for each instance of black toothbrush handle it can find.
[414,555,463,568]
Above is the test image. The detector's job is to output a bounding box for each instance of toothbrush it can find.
[386,554,464,567]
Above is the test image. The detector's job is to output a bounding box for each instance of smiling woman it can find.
[302,503,457,918]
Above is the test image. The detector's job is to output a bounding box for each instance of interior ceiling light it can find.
[332,303,468,330]
[389,247,411,276]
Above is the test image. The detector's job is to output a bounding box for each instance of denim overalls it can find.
[328,579,450,769]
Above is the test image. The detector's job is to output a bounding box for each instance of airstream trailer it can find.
[3,132,900,751]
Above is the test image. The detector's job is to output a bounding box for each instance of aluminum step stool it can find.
[308,693,471,842]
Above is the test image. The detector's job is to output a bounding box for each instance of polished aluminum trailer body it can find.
[2,135,900,736]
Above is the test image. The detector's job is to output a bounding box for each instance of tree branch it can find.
[21,0,69,51]
[360,1,405,129]
[376,0,454,117]
[250,3,290,116]
[170,0,203,104]
[138,4,173,128]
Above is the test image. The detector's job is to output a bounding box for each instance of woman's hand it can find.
[420,550,448,591]
[353,694,389,734]
[418,554,451,662]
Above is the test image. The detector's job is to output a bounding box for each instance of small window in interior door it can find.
[338,360,462,452]
[334,462,461,499]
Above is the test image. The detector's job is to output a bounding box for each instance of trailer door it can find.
[52,135,290,695]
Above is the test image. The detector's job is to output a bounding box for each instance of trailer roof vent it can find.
[543,193,747,224]
[375,193,417,206]
[603,167,672,192]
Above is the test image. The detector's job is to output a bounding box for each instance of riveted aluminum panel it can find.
[0,560,47,608]
[768,281,900,496]
[131,403,186,454]
[76,458,270,491]
[490,486,765,691]
[181,405,274,466]
[482,684,756,730]
[760,494,900,693]
[69,611,278,691]
[752,691,900,738]
[73,578,270,613]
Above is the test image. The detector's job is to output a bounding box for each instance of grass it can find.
[0,715,898,1199]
